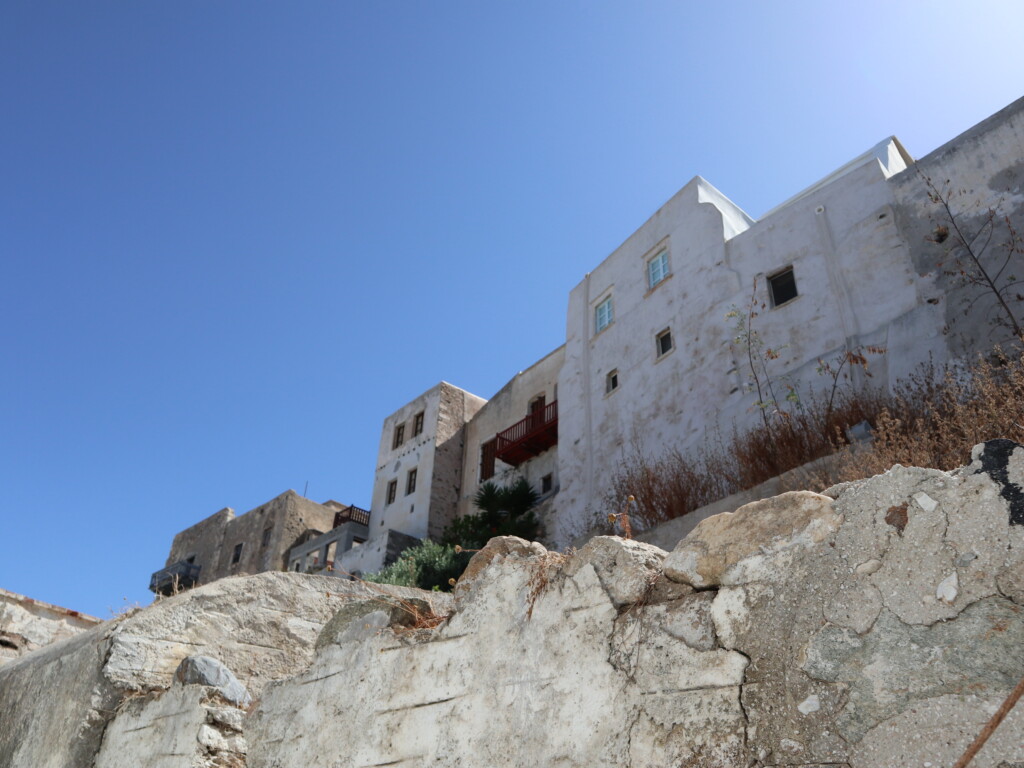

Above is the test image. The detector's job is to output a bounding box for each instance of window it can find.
[605,369,619,394]
[412,411,425,437]
[231,543,243,564]
[594,296,613,333]
[386,479,397,505]
[647,250,670,289]
[768,267,798,307]
[656,328,673,358]
[392,424,405,449]
[406,468,417,495]
[542,473,553,493]
[293,561,300,571]
[261,527,272,548]
[186,555,196,564]
[481,438,497,481]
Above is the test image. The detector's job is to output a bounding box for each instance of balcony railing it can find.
[333,505,370,528]
[495,400,558,467]
[149,560,202,595]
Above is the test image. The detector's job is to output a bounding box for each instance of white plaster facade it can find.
[358,95,1024,564]
[456,345,564,521]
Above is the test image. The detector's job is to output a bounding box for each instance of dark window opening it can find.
[231,543,243,564]
[392,423,405,449]
[606,370,619,394]
[656,329,673,358]
[768,267,798,307]
[186,555,196,564]
[412,411,425,437]
[542,474,553,493]
[406,468,417,495]
[481,438,497,481]
[386,480,398,505]
[261,527,272,548]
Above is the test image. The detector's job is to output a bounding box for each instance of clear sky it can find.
[3,1,1023,618]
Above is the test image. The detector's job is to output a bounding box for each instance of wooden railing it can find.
[334,505,370,528]
[495,401,558,466]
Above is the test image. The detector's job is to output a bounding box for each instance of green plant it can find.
[363,540,471,592]
[442,478,540,549]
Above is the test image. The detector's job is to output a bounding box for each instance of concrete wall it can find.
[0,588,101,666]
[457,346,565,522]
[889,94,1024,359]
[553,141,926,545]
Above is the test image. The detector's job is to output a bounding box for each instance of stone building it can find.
[150,490,365,594]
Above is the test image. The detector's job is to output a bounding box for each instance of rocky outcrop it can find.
[0,571,444,768]
[0,587,101,666]
[2,443,1023,767]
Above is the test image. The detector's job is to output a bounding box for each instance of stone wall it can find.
[0,588,101,666]
[3,445,1023,767]
[164,491,337,588]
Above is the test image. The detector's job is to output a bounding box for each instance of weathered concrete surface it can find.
[0,586,101,665]
[250,443,1024,767]
[250,535,750,768]
[3,445,1024,767]
[0,571,444,768]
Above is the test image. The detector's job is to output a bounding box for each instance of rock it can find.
[316,595,438,650]
[452,535,547,608]
[564,536,666,607]
[663,491,841,587]
[175,655,251,707]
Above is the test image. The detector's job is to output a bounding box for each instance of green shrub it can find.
[441,478,540,549]
[363,540,471,592]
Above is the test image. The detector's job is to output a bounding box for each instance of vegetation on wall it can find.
[443,478,540,549]
[603,346,1024,531]
[364,478,541,591]
[362,539,471,592]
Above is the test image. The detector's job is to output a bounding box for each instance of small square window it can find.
[595,296,613,333]
[768,267,798,307]
[647,250,670,289]
[406,468,417,495]
[656,328,673,358]
[231,543,243,564]
[392,424,405,449]
[605,369,619,394]
[412,411,425,437]
[386,479,397,505]
[541,473,553,493]
[261,526,272,548]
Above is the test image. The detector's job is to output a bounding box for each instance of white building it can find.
[346,95,1024,570]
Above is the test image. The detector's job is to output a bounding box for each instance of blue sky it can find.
[3,1,1023,617]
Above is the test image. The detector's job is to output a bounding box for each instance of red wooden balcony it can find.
[495,400,558,467]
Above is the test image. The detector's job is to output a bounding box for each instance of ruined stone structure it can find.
[0,587,101,667]
[151,490,360,594]
[3,443,1023,767]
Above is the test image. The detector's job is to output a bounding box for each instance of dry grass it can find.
[525,550,573,620]
[604,348,1024,529]
[831,350,1024,480]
